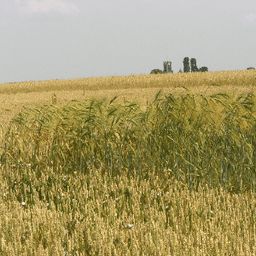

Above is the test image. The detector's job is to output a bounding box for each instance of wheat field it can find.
[0,70,255,128]
[0,69,256,255]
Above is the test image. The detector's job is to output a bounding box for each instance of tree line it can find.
[151,57,255,74]
[151,57,208,74]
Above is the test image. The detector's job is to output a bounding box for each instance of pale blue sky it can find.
[0,0,255,84]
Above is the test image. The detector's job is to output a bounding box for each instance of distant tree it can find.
[190,58,199,72]
[198,66,208,72]
[247,67,255,70]
[150,69,163,74]
[183,57,190,73]
[178,69,183,73]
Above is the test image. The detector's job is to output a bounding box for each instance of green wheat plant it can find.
[1,90,256,255]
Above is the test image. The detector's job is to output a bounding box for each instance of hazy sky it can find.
[0,0,256,84]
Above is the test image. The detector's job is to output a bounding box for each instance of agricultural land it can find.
[0,69,256,255]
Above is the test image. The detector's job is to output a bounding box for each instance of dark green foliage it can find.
[190,58,198,72]
[150,69,163,74]
[247,67,255,70]
[183,57,190,73]
[183,57,208,73]
[198,66,208,72]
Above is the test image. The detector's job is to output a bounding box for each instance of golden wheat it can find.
[0,70,255,94]
[0,70,255,133]
[0,167,256,255]
[0,71,256,255]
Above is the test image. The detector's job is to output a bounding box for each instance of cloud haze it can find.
[15,0,79,14]
[244,13,256,24]
[0,0,255,84]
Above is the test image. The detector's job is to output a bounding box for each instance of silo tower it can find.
[163,61,173,73]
